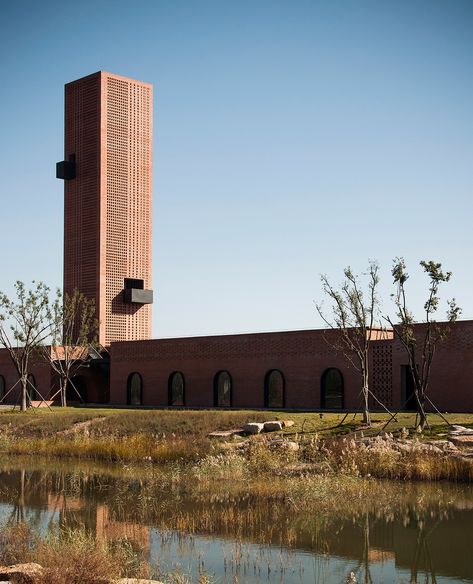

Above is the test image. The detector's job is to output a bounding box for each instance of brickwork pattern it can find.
[63,72,153,346]
[109,324,473,412]
[371,342,393,407]
[64,74,100,310]
[104,75,152,344]
[110,329,363,409]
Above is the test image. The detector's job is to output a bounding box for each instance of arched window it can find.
[214,371,232,407]
[127,373,143,406]
[264,369,285,408]
[0,375,5,401]
[27,374,37,401]
[168,372,185,406]
[321,368,344,409]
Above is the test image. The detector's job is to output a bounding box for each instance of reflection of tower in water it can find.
[95,504,150,555]
[1,468,472,582]
[46,491,150,554]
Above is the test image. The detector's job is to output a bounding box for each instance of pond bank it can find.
[0,409,472,481]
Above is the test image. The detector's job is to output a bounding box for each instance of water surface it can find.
[0,457,471,583]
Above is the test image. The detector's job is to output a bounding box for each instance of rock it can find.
[221,439,250,449]
[426,445,443,454]
[269,439,299,451]
[395,442,414,453]
[0,563,44,584]
[396,441,443,454]
[283,441,300,451]
[427,440,458,452]
[115,580,165,584]
[450,425,473,436]
[450,452,473,462]
[243,422,264,434]
[264,421,283,432]
[419,443,443,454]
[208,429,243,438]
[449,435,473,447]
[282,420,295,427]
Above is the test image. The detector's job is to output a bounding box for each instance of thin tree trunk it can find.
[363,384,371,426]
[415,387,427,432]
[61,377,68,407]
[362,364,371,426]
[20,376,28,412]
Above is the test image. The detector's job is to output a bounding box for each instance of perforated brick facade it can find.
[108,323,473,411]
[63,71,152,346]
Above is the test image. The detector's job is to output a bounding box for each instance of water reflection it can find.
[0,459,472,583]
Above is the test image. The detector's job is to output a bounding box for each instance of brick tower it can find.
[57,71,153,346]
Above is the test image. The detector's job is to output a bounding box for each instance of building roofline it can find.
[109,325,389,347]
[65,70,152,89]
[109,319,473,348]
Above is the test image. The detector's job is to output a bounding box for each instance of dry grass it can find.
[0,408,472,480]
[1,407,472,439]
[0,523,37,565]
[304,435,473,481]
[0,524,151,584]
[0,433,209,464]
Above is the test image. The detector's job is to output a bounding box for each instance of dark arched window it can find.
[264,369,285,408]
[321,368,344,409]
[214,371,232,407]
[27,374,37,401]
[168,372,185,406]
[0,375,5,401]
[127,372,143,406]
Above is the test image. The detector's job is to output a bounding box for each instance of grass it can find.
[0,452,471,582]
[0,522,214,583]
[1,406,472,438]
[0,523,150,583]
[0,408,472,480]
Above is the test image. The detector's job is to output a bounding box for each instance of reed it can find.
[0,434,209,464]
[0,408,472,482]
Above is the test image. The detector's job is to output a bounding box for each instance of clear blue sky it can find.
[1,0,472,338]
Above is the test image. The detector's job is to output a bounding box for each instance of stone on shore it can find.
[264,421,283,432]
[243,422,264,434]
[450,425,473,436]
[0,563,44,584]
[115,579,165,584]
[449,435,473,447]
[207,429,243,438]
[269,439,300,451]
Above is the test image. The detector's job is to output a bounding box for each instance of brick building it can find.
[108,323,473,412]
[59,71,153,347]
[0,71,472,412]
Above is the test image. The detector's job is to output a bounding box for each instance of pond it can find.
[0,457,472,583]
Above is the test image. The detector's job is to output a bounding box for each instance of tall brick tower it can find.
[57,71,153,346]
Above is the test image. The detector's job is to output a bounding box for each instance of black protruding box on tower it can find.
[56,154,76,180]
[123,278,153,305]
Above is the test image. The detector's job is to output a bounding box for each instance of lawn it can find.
[0,406,471,439]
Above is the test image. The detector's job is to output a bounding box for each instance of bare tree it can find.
[316,261,382,426]
[0,281,53,411]
[386,258,461,432]
[45,289,98,407]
